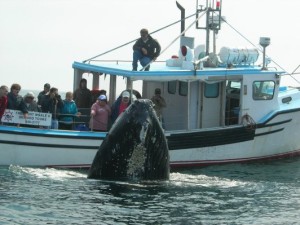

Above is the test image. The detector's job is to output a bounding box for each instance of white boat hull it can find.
[0,126,102,168]
[1,109,300,169]
[169,109,300,168]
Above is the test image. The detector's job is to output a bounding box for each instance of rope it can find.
[280,64,300,86]
[83,13,197,63]
[241,114,256,130]
[220,13,300,84]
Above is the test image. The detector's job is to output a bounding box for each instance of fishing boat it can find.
[1,0,300,169]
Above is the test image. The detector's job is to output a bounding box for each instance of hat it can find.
[122,91,130,98]
[98,95,107,101]
[24,92,35,99]
[132,94,137,101]
[44,83,50,88]
[155,88,161,94]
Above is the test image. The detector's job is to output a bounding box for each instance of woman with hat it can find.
[89,94,111,132]
[110,90,135,125]
[24,92,40,112]
[21,91,40,128]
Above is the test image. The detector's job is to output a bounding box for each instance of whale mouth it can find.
[127,144,147,179]
[126,121,149,179]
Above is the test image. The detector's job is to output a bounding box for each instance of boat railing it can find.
[58,108,112,131]
[58,108,91,131]
[4,105,241,131]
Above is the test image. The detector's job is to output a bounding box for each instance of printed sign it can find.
[1,109,52,126]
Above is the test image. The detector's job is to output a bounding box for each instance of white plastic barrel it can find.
[219,47,259,65]
[219,47,239,64]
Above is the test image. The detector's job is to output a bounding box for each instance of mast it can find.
[196,0,222,55]
[176,1,185,36]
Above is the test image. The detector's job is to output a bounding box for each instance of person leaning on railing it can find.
[7,83,28,121]
[59,91,81,130]
[89,95,111,132]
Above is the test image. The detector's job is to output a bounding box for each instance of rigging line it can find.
[221,18,261,51]
[82,13,197,63]
[291,64,300,74]
[281,70,300,85]
[277,64,300,86]
[221,16,292,75]
[140,9,208,71]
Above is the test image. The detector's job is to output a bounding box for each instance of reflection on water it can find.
[1,157,300,224]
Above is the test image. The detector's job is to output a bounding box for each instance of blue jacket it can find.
[60,100,78,124]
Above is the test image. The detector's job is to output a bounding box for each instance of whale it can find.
[88,99,170,180]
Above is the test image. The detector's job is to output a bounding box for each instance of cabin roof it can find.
[72,61,285,82]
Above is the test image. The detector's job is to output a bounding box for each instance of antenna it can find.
[196,0,222,55]
[259,37,270,70]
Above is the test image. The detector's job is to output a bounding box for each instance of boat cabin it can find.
[72,55,283,132]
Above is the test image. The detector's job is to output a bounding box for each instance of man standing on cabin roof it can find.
[132,28,161,71]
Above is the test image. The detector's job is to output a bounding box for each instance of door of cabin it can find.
[225,80,241,125]
[200,82,224,128]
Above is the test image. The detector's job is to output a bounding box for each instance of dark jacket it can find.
[37,90,47,106]
[133,35,161,59]
[7,92,28,114]
[73,79,92,108]
[111,97,122,125]
[110,90,141,125]
[40,94,63,119]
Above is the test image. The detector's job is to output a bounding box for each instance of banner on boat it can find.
[1,109,52,126]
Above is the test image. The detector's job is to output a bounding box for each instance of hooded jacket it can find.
[133,35,161,59]
[73,79,92,108]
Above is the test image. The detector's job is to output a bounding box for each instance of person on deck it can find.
[7,83,28,119]
[59,92,80,130]
[111,91,132,124]
[40,87,63,129]
[0,85,9,122]
[89,95,111,132]
[132,28,161,71]
[37,83,50,107]
[151,88,166,127]
[24,92,40,112]
[73,78,92,109]
[22,92,40,128]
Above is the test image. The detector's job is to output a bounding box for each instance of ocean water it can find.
[1,157,300,225]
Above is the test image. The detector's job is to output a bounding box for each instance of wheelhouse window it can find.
[168,81,177,94]
[204,83,219,98]
[253,81,275,100]
[179,81,188,96]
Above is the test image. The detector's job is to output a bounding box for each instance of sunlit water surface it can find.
[1,157,300,225]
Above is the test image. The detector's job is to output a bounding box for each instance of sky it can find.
[1,0,300,93]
